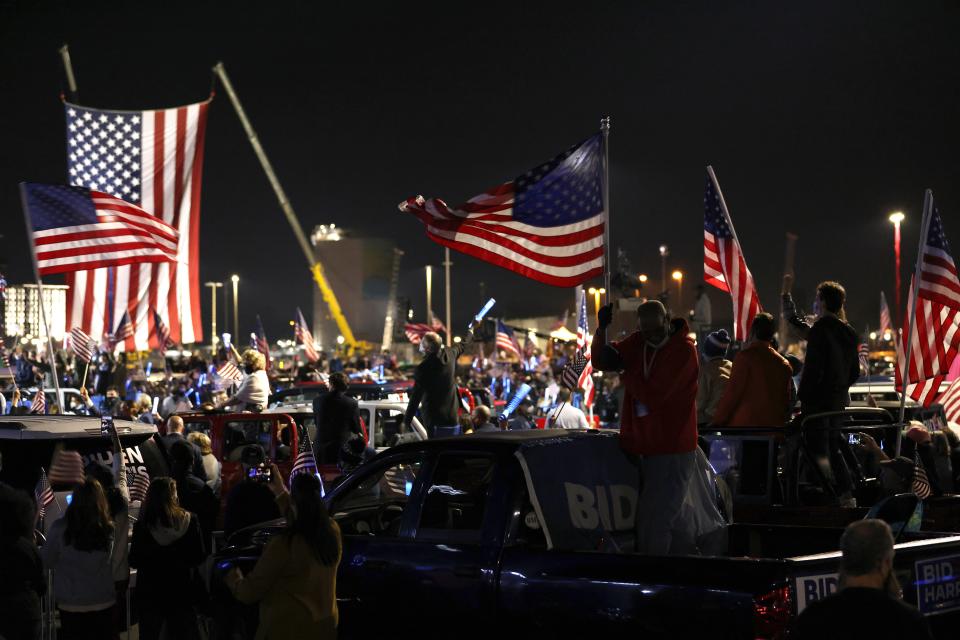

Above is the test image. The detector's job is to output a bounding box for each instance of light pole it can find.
[659,245,669,293]
[204,282,223,350]
[672,270,684,313]
[425,265,433,325]
[889,211,904,327]
[231,275,240,341]
[587,287,606,317]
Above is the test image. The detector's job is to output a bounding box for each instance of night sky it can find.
[2,1,959,340]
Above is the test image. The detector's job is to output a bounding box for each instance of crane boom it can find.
[213,62,360,352]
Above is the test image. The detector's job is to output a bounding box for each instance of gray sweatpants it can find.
[635,450,697,555]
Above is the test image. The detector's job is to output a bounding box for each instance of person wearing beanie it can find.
[712,312,794,428]
[696,329,732,425]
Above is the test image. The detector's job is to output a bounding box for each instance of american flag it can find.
[64,99,211,352]
[253,315,272,370]
[128,472,151,503]
[430,312,447,334]
[295,307,318,362]
[69,327,95,363]
[496,320,521,357]
[936,381,960,424]
[109,311,134,350]
[560,350,590,391]
[35,467,54,519]
[290,427,319,486]
[30,390,45,415]
[404,322,433,344]
[399,134,605,288]
[896,199,960,405]
[880,291,893,336]
[153,309,174,355]
[22,183,179,276]
[576,289,595,407]
[48,450,84,486]
[858,343,870,373]
[912,452,932,500]
[217,360,245,384]
[703,167,762,341]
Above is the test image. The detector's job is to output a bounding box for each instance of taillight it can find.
[753,585,793,639]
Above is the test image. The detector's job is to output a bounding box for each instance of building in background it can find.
[3,283,69,343]
[311,225,394,350]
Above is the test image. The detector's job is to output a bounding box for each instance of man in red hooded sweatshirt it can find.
[592,300,699,555]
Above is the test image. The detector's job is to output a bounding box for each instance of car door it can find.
[328,453,426,635]
[402,451,503,628]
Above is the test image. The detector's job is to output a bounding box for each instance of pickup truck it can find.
[214,430,960,638]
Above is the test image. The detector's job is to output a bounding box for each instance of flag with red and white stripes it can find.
[69,327,95,363]
[496,320,522,357]
[430,312,447,334]
[399,134,605,288]
[576,289,595,407]
[936,381,960,424]
[153,309,174,356]
[703,167,762,341]
[22,184,180,276]
[880,291,893,336]
[30,390,45,415]
[404,323,432,345]
[108,311,134,351]
[295,307,319,363]
[64,98,211,352]
[128,472,151,503]
[896,200,960,405]
[35,467,54,519]
[48,449,84,486]
[217,361,245,384]
[253,315,272,370]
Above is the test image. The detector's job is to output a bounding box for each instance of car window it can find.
[375,409,405,448]
[417,455,495,542]
[332,458,422,537]
[183,420,211,437]
[223,420,273,462]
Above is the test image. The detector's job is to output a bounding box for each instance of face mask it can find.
[419,341,428,355]
[245,365,255,374]
[812,298,822,317]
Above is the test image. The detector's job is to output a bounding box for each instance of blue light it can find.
[405,480,413,496]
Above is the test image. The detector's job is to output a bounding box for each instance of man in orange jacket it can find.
[712,312,793,427]
[592,300,699,555]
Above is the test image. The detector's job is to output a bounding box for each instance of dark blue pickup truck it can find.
[215,430,960,639]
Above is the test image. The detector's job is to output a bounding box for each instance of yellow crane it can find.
[213,63,360,353]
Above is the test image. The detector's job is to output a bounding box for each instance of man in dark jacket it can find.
[313,372,364,464]
[796,281,861,504]
[404,330,472,437]
[169,440,219,552]
[161,415,208,482]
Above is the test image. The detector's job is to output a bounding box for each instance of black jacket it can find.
[797,315,860,412]
[0,536,44,640]
[313,390,363,444]
[404,338,468,434]
[174,473,219,552]
[129,513,206,603]
[161,433,208,481]
[222,481,281,537]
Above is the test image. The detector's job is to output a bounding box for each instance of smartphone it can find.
[100,415,114,438]
[848,433,862,446]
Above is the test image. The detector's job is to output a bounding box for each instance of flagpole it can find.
[896,188,934,456]
[19,184,64,413]
[58,44,79,102]
[444,248,452,347]
[601,117,611,299]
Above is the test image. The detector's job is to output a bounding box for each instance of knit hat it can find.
[702,329,731,359]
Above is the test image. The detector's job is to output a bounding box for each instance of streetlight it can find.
[638,274,648,284]
[889,211,904,327]
[231,275,240,341]
[587,287,606,316]
[204,282,223,350]
[659,245,669,292]
[672,270,684,312]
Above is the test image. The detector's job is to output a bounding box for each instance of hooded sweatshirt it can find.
[129,512,205,602]
[611,318,699,456]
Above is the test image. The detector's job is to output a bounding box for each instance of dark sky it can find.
[3,1,960,340]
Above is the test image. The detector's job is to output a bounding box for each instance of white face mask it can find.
[419,341,428,354]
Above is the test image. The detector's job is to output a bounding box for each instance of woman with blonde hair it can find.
[129,477,207,640]
[217,349,269,412]
[188,431,222,495]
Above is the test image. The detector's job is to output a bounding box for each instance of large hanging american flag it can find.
[880,291,892,336]
[21,184,180,275]
[399,134,605,287]
[64,98,211,351]
[295,307,319,362]
[896,198,960,405]
[703,167,761,341]
[496,320,521,357]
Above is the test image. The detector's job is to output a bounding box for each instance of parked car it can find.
[213,429,960,639]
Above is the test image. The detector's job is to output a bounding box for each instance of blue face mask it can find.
[812,298,822,317]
